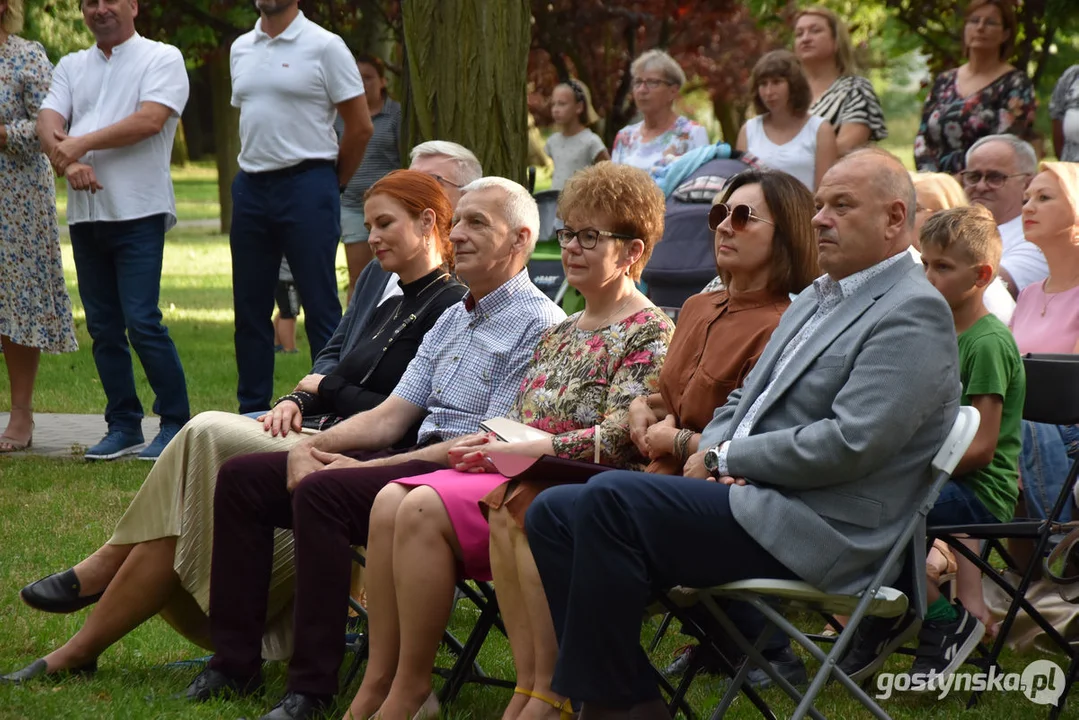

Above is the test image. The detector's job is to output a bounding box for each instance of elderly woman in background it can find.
[1050,64,1079,162]
[1009,162,1079,522]
[911,172,1015,323]
[611,49,709,178]
[914,0,1035,173]
[344,163,674,720]
[5,171,465,683]
[737,50,838,191]
[0,0,78,452]
[793,6,887,156]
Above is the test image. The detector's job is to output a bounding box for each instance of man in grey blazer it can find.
[525,148,962,719]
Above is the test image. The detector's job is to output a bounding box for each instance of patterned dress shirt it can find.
[392,270,565,444]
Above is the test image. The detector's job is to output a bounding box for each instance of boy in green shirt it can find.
[914,205,1025,683]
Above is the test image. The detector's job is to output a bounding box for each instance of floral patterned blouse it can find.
[507,307,673,468]
[914,67,1036,174]
[1050,65,1079,162]
[612,115,709,178]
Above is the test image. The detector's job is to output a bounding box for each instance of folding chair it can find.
[661,406,980,720]
[340,550,514,703]
[930,353,1079,718]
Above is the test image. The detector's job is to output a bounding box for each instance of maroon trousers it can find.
[206,447,443,696]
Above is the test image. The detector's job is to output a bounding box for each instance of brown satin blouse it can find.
[647,288,790,475]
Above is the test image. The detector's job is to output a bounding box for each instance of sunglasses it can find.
[708,203,775,232]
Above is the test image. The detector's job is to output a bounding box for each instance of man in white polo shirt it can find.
[229,0,373,414]
[38,0,190,462]
[961,134,1049,298]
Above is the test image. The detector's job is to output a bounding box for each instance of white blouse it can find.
[745,114,825,190]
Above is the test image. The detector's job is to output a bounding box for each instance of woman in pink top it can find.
[1010,161,1079,520]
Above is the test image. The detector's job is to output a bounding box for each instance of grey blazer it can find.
[700,253,961,595]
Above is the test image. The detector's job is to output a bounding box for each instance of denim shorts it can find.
[1020,421,1079,522]
[927,479,1000,527]
[341,204,369,245]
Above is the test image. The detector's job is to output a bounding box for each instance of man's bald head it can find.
[839,148,917,230]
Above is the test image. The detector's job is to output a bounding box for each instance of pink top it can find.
[1010,280,1079,354]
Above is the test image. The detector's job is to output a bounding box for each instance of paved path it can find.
[0,413,161,458]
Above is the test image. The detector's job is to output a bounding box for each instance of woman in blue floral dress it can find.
[914,0,1036,174]
[0,0,78,451]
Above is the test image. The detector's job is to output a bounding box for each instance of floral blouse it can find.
[914,67,1036,174]
[612,115,709,178]
[1050,65,1079,162]
[507,307,673,468]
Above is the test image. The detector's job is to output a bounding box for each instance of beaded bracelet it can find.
[273,392,308,415]
[674,428,697,463]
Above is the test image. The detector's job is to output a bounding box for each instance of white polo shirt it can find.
[997,215,1049,291]
[41,34,189,229]
[230,12,364,173]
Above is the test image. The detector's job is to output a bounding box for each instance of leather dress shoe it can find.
[20,568,103,614]
[185,667,261,701]
[258,691,332,720]
[0,658,98,684]
[744,646,808,689]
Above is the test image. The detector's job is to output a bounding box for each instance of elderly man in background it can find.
[229,0,373,414]
[961,134,1049,298]
[37,0,190,461]
[185,177,565,720]
[525,148,961,719]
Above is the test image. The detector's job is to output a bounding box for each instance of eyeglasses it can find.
[556,227,634,250]
[965,16,1002,28]
[631,78,676,90]
[427,173,462,189]
[959,170,1029,189]
[708,203,775,232]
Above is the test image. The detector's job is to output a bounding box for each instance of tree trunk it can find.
[209,51,240,234]
[400,0,530,183]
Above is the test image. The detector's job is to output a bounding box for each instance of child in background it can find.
[916,205,1025,679]
[273,258,301,354]
[546,80,609,191]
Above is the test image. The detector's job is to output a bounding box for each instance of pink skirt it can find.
[392,468,508,581]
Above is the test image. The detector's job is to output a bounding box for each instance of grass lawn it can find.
[0,166,1071,719]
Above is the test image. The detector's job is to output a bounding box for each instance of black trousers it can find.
[207,447,442,696]
[525,470,800,709]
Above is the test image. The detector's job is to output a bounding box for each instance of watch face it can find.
[704,447,719,471]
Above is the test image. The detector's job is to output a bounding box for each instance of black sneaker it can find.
[836,608,921,683]
[909,602,984,689]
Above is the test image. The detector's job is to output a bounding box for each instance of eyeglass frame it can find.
[555,226,636,250]
[958,170,1030,189]
[708,203,776,232]
[965,16,1002,28]
[426,172,462,189]
[631,77,677,90]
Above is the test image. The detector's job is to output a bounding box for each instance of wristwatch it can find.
[703,445,723,478]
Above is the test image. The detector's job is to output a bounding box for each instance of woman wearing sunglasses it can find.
[629,168,819,679]
[340,162,674,720]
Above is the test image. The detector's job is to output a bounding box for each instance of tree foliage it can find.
[21,0,92,62]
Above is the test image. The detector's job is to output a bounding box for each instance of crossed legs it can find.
[345,484,461,720]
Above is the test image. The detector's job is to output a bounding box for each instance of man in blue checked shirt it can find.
[186,177,565,720]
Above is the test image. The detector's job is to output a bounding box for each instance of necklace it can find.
[576,291,639,332]
[1041,269,1079,317]
[372,272,451,338]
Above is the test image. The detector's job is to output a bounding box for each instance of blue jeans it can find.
[927,479,1000,526]
[69,214,190,432]
[1020,421,1079,522]
[230,161,342,413]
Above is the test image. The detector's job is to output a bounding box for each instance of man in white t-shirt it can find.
[38,0,190,462]
[229,0,372,414]
[961,134,1049,298]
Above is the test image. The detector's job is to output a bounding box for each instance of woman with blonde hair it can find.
[910,171,1015,322]
[793,5,887,155]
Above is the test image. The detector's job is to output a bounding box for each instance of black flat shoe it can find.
[0,658,98,684]
[20,568,104,614]
[185,666,262,702]
[258,692,332,720]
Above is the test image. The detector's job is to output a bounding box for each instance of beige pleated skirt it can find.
[109,410,312,661]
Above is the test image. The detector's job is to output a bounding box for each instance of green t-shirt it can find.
[956,314,1025,522]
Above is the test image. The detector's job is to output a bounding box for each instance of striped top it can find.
[809,75,887,143]
[338,97,402,208]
